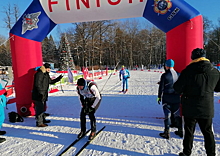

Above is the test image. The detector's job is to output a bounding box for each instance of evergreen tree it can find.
[42,35,57,63]
[59,34,75,71]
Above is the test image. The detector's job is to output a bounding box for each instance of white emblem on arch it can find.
[22,12,41,34]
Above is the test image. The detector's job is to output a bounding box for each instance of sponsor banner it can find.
[40,0,147,24]
[143,0,200,33]
[9,0,200,41]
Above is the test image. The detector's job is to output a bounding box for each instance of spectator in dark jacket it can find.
[157,59,182,139]
[173,48,220,156]
[32,63,63,127]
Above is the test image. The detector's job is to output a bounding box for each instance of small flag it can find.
[68,68,73,83]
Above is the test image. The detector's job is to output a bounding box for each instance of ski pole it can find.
[60,81,64,93]
[60,74,64,93]
[100,61,120,93]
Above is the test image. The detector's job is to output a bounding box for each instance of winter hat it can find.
[43,63,51,69]
[165,59,174,67]
[77,78,85,86]
[191,48,206,60]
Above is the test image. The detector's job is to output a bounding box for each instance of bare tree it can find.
[203,16,214,45]
[13,4,20,22]
[0,35,11,66]
[2,3,20,30]
[54,19,166,69]
[0,3,20,66]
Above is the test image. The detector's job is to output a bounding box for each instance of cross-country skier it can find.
[119,65,130,93]
[157,59,183,139]
[76,78,102,140]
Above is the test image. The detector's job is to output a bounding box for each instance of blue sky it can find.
[0,0,219,40]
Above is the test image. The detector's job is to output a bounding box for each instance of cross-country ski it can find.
[58,129,91,156]
[75,126,106,156]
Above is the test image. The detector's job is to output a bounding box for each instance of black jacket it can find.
[173,60,220,118]
[32,66,62,102]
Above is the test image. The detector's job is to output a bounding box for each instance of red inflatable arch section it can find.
[9,0,203,116]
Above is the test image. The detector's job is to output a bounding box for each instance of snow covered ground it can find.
[1,69,220,156]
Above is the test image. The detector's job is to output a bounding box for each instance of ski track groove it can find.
[1,70,220,155]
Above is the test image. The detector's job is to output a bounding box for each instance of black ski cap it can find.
[191,48,206,60]
[77,78,85,86]
[43,63,51,69]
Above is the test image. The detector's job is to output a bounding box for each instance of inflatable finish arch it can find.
[10,0,203,116]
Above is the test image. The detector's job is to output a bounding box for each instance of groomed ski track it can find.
[1,69,220,156]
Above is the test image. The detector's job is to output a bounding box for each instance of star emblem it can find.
[22,12,41,34]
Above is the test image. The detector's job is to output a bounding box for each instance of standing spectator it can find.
[119,65,130,93]
[32,63,63,127]
[76,78,102,140]
[173,48,220,156]
[157,59,183,139]
[0,79,8,143]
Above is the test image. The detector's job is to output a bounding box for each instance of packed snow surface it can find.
[1,69,220,156]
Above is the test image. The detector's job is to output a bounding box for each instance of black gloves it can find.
[83,99,95,114]
[83,106,95,114]
[84,107,88,114]
[157,98,161,104]
[83,104,89,114]
[57,74,63,80]
[89,107,95,113]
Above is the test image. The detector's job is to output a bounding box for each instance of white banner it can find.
[40,0,148,24]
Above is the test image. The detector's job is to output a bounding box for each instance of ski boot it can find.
[89,131,96,140]
[175,129,183,138]
[43,120,51,124]
[179,152,190,156]
[37,124,48,127]
[0,138,6,143]
[77,131,86,139]
[0,131,6,135]
[169,123,177,128]
[159,129,170,139]
[44,113,50,116]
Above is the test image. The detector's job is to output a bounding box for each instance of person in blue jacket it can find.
[157,59,183,139]
[119,65,130,93]
[0,79,7,143]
